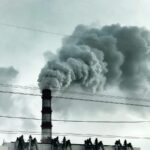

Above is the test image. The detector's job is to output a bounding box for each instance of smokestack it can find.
[41,89,52,142]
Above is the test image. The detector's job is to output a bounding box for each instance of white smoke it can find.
[0,66,18,113]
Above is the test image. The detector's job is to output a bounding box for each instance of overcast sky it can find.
[0,0,150,150]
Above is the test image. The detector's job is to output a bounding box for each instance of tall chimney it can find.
[41,89,52,142]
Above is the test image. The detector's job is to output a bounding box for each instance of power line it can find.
[0,90,150,108]
[0,22,69,37]
[0,83,39,90]
[0,115,40,121]
[0,90,40,97]
[0,130,150,140]
[0,83,150,103]
[1,115,150,124]
[53,120,150,124]
[54,96,150,108]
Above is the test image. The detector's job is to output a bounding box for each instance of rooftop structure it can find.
[0,135,140,150]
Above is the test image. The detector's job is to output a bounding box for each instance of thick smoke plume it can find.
[38,24,150,92]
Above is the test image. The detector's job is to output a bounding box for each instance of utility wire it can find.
[1,115,150,124]
[54,96,150,108]
[0,130,150,140]
[0,90,150,108]
[0,22,69,37]
[0,90,40,97]
[0,83,39,90]
[0,115,40,121]
[0,83,150,103]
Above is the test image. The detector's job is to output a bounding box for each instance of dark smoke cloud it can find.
[39,45,107,92]
[0,66,18,112]
[38,24,150,93]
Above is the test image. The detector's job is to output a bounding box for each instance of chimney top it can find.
[42,89,51,99]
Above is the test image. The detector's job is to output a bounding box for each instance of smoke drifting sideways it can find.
[38,24,150,95]
[0,66,18,113]
[0,66,18,82]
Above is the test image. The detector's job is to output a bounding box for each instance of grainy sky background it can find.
[0,0,150,150]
